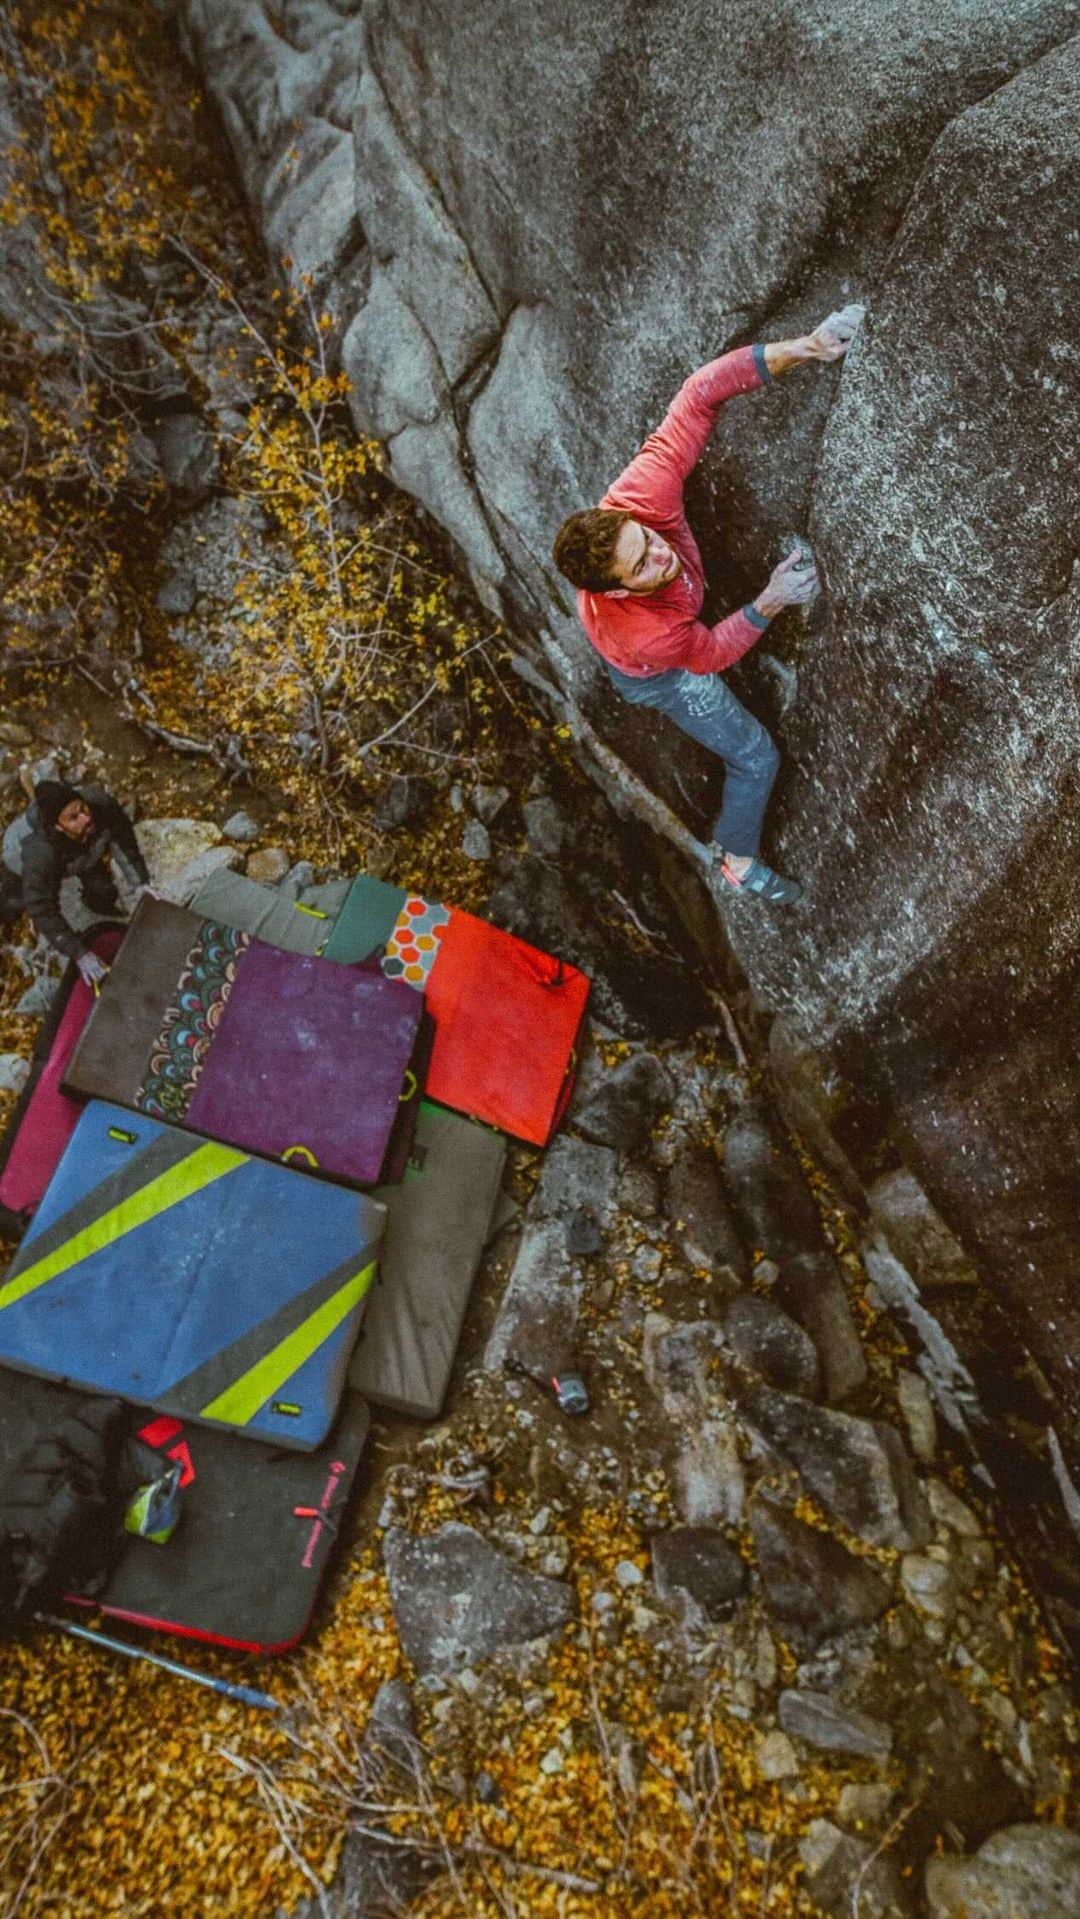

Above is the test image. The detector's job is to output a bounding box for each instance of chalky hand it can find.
[804,302,865,361]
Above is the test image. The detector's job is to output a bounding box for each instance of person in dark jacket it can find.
[2,781,152,985]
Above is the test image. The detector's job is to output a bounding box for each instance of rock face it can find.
[172,1,1080,1468]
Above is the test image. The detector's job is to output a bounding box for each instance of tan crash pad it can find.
[349,1101,507,1418]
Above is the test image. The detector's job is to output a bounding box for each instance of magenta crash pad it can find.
[186,942,423,1186]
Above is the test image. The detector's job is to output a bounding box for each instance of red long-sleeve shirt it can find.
[577,345,772,677]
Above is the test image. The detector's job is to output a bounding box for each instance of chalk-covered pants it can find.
[606,663,780,858]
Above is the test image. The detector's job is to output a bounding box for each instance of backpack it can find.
[0,1397,127,1628]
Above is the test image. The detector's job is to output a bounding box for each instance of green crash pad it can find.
[348,1102,507,1418]
[323,873,406,963]
[190,868,351,957]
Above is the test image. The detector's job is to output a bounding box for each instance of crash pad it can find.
[64,897,206,1108]
[322,872,406,963]
[0,929,125,1222]
[64,904,426,1185]
[190,867,350,956]
[349,1101,507,1418]
[185,941,426,1186]
[328,876,589,1145]
[0,1367,370,1651]
[0,1101,385,1450]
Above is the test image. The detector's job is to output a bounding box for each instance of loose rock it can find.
[799,1818,913,1918]
[756,1730,799,1781]
[723,1292,821,1398]
[925,1823,1080,1919]
[774,1249,867,1402]
[651,1527,747,1622]
[384,1523,575,1673]
[643,1318,746,1525]
[471,782,509,823]
[867,1169,981,1293]
[222,810,261,843]
[723,1101,825,1261]
[926,1478,982,1537]
[897,1368,938,1462]
[0,1053,31,1095]
[521,795,564,856]
[750,1498,891,1645]
[134,818,224,896]
[246,845,290,884]
[663,1142,751,1278]
[153,411,219,500]
[374,774,434,830]
[740,1384,931,1551]
[461,818,491,860]
[778,1689,893,1761]
[901,1552,956,1624]
[575,1052,674,1154]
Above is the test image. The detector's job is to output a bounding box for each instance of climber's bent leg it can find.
[607,664,780,856]
[606,665,800,903]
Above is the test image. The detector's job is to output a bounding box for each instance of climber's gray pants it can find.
[606,663,780,857]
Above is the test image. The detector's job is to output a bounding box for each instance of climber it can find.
[1,781,154,984]
[551,305,865,905]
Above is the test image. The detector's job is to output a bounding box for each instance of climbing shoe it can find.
[716,855,803,905]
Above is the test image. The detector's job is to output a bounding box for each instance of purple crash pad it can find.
[185,942,424,1186]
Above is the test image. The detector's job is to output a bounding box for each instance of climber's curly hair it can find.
[551,507,629,592]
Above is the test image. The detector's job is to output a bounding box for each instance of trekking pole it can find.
[37,1613,283,1713]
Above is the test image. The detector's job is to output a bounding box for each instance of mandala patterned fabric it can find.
[137,921,250,1122]
[64,897,205,1109]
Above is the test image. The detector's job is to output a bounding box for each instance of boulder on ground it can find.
[574,1052,674,1154]
[384,1523,575,1674]
[246,845,290,884]
[739,1385,931,1551]
[664,1143,751,1278]
[135,818,224,897]
[723,1292,821,1398]
[779,1689,892,1761]
[651,1527,747,1623]
[925,1823,1080,1919]
[774,1249,867,1403]
[723,1103,826,1262]
[751,1498,891,1644]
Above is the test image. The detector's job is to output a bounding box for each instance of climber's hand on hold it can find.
[754,548,820,617]
[802,303,865,362]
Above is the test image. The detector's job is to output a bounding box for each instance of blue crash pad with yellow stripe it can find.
[0,1101,385,1451]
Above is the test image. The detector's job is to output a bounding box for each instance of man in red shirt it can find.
[552,306,864,904]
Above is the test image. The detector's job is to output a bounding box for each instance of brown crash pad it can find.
[63,897,203,1107]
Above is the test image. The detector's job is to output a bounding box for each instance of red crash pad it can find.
[392,902,588,1146]
[0,930,124,1218]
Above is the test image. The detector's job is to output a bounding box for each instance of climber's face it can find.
[56,799,95,841]
[610,519,681,593]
